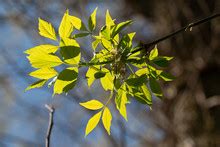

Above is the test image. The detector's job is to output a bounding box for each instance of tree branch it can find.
[45,104,55,147]
[131,13,220,54]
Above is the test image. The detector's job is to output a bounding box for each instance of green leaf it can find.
[72,32,90,38]
[29,68,57,79]
[149,45,158,60]
[100,68,114,91]
[25,79,47,91]
[27,51,63,68]
[69,15,87,31]
[160,72,175,81]
[94,71,106,79]
[60,38,81,65]
[24,44,59,55]
[38,18,57,41]
[106,10,115,27]
[115,83,128,120]
[149,78,162,97]
[119,32,136,51]
[152,56,173,67]
[102,107,112,135]
[59,10,74,38]
[53,67,78,94]
[126,75,147,87]
[85,111,102,137]
[88,7,98,31]
[111,20,132,38]
[80,100,103,110]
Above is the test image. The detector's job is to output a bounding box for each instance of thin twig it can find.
[45,104,55,147]
[131,13,220,54]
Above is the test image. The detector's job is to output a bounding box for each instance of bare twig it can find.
[131,13,220,54]
[45,104,55,147]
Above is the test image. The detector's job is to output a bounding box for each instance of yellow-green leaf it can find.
[106,10,115,27]
[53,67,78,94]
[29,68,57,79]
[25,79,47,91]
[24,44,59,55]
[100,68,114,91]
[27,51,63,68]
[38,18,57,40]
[101,38,112,50]
[69,15,87,31]
[135,68,149,76]
[88,7,98,31]
[102,107,112,135]
[60,38,81,65]
[59,10,74,38]
[149,45,158,60]
[115,83,128,120]
[80,100,103,110]
[92,39,100,51]
[85,111,102,137]
[86,67,98,87]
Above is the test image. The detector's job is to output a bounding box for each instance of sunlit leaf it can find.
[69,15,87,31]
[135,68,150,76]
[29,68,57,79]
[25,79,47,91]
[101,38,112,51]
[106,10,115,27]
[60,38,81,65]
[24,44,59,55]
[111,20,132,38]
[80,99,103,110]
[85,111,102,136]
[27,51,63,68]
[100,68,114,91]
[88,7,98,31]
[115,83,128,120]
[59,10,74,38]
[38,18,57,40]
[102,107,112,135]
[149,46,158,60]
[53,67,78,94]
[86,66,100,87]
[92,39,101,51]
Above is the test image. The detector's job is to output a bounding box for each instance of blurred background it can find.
[0,0,219,147]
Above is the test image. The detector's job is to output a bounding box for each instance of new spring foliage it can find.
[25,8,174,137]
